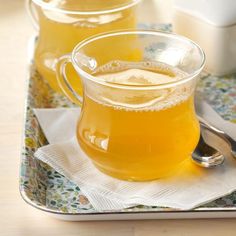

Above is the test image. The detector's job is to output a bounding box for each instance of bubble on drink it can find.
[86,60,193,111]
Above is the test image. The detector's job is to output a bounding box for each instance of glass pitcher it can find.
[26,0,141,94]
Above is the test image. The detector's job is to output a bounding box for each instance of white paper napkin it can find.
[34,102,236,211]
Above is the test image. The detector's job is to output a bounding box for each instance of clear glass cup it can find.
[26,0,141,94]
[56,30,205,181]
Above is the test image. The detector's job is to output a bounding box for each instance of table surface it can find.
[1,0,236,235]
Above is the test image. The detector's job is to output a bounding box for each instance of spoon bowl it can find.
[191,124,225,168]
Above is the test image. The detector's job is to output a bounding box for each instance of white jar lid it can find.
[174,0,236,27]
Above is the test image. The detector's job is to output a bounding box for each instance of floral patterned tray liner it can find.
[20,24,236,215]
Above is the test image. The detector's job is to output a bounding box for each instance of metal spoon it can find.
[191,123,225,168]
[198,116,236,159]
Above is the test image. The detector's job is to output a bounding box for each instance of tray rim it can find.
[19,183,236,216]
[19,33,236,220]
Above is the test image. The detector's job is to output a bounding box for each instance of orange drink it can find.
[56,31,205,181]
[29,0,140,93]
[77,65,200,180]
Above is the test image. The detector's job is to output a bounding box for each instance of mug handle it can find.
[56,54,83,106]
[25,0,39,30]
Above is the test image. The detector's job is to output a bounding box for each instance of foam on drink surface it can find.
[87,60,192,111]
[96,68,178,85]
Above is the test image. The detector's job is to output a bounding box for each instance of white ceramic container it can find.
[173,0,236,76]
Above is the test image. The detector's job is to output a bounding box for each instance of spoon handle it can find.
[198,117,236,159]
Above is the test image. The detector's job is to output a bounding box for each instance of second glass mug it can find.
[56,30,205,181]
[27,0,141,94]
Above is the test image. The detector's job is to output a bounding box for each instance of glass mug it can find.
[27,0,141,94]
[56,30,205,181]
